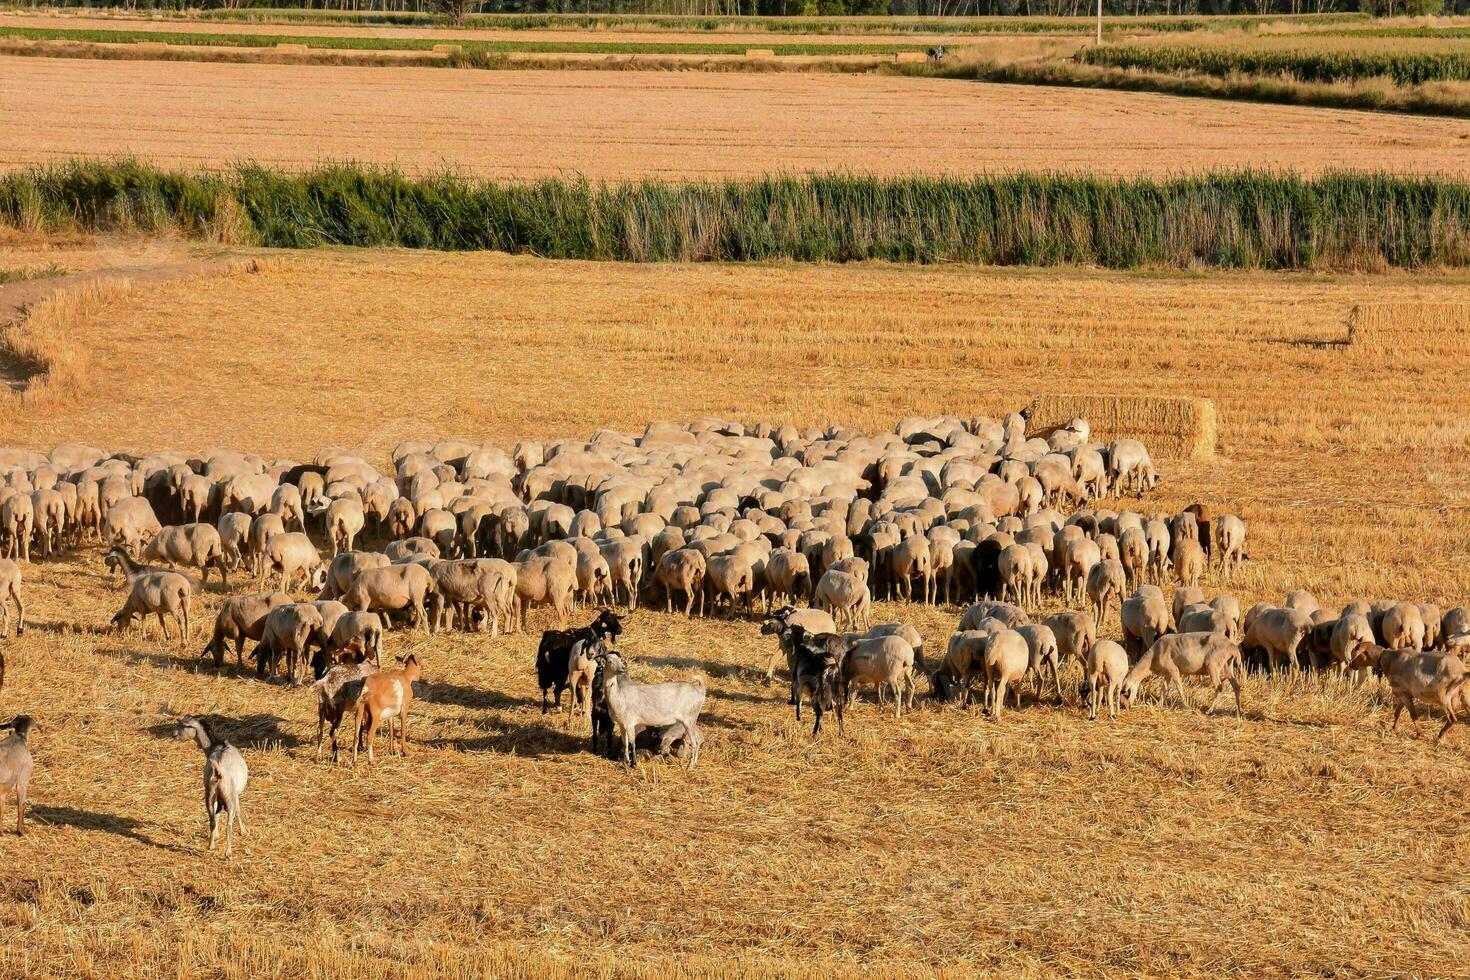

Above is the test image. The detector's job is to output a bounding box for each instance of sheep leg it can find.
[0,789,6,834]
[158,613,171,641]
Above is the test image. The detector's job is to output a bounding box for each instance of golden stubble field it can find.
[2,248,1470,976]
[6,56,1470,178]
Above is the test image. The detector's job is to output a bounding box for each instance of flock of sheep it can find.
[0,411,1466,855]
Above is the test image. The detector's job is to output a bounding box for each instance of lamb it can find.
[385,536,439,562]
[352,653,424,765]
[30,488,65,558]
[596,650,705,768]
[1349,646,1470,742]
[598,538,644,610]
[761,547,811,612]
[0,558,23,636]
[998,543,1040,609]
[655,548,706,617]
[343,563,436,633]
[173,716,248,856]
[107,548,194,645]
[0,716,36,835]
[1016,623,1061,701]
[1121,632,1244,716]
[1117,526,1149,589]
[142,523,229,589]
[1178,603,1231,637]
[934,629,990,705]
[957,600,1029,631]
[1082,640,1129,721]
[216,512,252,571]
[1086,559,1127,630]
[319,550,391,601]
[890,534,933,604]
[203,590,291,671]
[1058,536,1101,605]
[1106,439,1157,497]
[813,568,871,631]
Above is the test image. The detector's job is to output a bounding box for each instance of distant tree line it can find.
[14,0,1461,17]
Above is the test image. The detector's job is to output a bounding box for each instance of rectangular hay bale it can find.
[432,43,463,54]
[895,51,929,64]
[1347,303,1470,346]
[1024,393,1216,462]
[745,48,775,59]
[276,43,310,54]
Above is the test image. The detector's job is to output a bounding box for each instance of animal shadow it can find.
[28,805,190,854]
[145,712,301,750]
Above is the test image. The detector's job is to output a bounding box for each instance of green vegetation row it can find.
[4,160,1468,271]
[2,4,1370,37]
[1083,43,1470,86]
[0,24,927,54]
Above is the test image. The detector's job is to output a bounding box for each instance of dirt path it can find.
[0,251,259,391]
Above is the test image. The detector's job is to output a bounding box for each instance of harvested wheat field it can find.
[5,56,1470,178]
[1,248,1469,976]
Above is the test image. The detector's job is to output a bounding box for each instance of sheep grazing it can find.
[203,591,291,671]
[142,523,229,589]
[1121,632,1244,717]
[342,563,435,633]
[1350,646,1470,743]
[655,547,706,617]
[1242,606,1314,674]
[536,609,624,714]
[254,602,327,684]
[595,650,706,768]
[106,548,195,645]
[983,628,1031,720]
[173,716,248,856]
[841,633,917,718]
[1085,558,1126,630]
[0,716,36,835]
[0,558,24,637]
[352,652,424,765]
[1082,640,1129,721]
[813,568,871,631]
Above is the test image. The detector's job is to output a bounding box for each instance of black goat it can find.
[536,609,623,713]
[787,625,845,737]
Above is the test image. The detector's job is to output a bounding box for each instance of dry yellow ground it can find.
[2,248,1469,976]
[6,56,1470,179]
